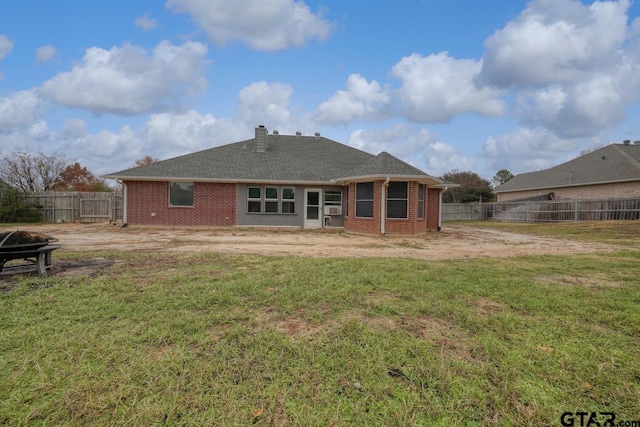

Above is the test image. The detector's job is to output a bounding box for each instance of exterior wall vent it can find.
[255,125,268,152]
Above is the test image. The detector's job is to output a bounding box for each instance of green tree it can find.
[0,188,43,223]
[441,170,493,203]
[491,169,514,189]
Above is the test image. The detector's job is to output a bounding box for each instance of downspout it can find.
[381,177,390,234]
[118,180,128,227]
[438,186,448,231]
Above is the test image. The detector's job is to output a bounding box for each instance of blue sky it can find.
[1,0,640,181]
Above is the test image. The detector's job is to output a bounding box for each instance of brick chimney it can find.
[255,125,268,152]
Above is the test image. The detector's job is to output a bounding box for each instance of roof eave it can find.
[102,175,341,186]
[334,174,444,186]
[495,177,640,193]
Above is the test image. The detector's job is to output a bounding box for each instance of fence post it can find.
[574,200,578,222]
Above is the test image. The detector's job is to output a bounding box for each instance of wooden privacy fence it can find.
[443,197,640,223]
[21,192,123,223]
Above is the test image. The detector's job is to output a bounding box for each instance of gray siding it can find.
[236,184,346,227]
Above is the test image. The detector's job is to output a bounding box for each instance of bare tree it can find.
[0,151,69,192]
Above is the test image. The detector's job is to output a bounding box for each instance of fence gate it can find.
[79,196,112,222]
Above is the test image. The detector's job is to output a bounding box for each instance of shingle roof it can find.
[337,152,441,184]
[496,143,640,193]
[104,133,439,184]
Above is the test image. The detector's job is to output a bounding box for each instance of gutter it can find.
[381,177,390,234]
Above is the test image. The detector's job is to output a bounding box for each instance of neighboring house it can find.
[495,142,640,202]
[103,126,451,234]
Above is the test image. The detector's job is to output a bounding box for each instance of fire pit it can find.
[0,230,62,276]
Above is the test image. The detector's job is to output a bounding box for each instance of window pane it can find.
[282,201,295,213]
[307,206,319,220]
[324,191,341,203]
[265,187,278,199]
[307,191,319,206]
[282,187,295,200]
[356,200,373,218]
[170,182,194,206]
[388,182,408,199]
[356,182,374,199]
[418,184,425,201]
[265,201,278,213]
[248,187,261,199]
[418,200,424,219]
[248,200,261,213]
[387,200,408,218]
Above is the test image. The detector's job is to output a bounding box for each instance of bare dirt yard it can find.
[8,221,625,259]
[0,222,629,279]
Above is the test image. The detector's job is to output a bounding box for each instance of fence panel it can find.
[443,197,640,223]
[11,192,123,223]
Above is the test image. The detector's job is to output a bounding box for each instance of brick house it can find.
[103,126,451,234]
[495,142,640,202]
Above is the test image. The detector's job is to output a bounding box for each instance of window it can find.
[247,186,296,214]
[324,191,342,206]
[282,187,295,213]
[356,182,374,218]
[169,182,194,207]
[265,186,279,213]
[247,186,261,213]
[387,182,408,219]
[418,184,425,219]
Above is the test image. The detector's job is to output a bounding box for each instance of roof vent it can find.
[314,132,321,139]
[634,140,640,145]
[273,130,279,135]
[623,140,631,145]
[295,131,302,138]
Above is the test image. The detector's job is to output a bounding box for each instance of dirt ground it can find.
[6,221,625,259]
[0,222,625,279]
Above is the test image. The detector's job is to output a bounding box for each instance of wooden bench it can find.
[0,244,62,276]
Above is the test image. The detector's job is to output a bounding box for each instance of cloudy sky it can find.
[1,0,640,181]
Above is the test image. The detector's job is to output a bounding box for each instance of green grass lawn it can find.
[1,223,639,426]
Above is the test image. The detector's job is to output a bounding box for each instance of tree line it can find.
[1,150,514,203]
[440,169,514,203]
[0,151,159,193]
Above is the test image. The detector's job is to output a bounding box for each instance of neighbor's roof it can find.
[104,133,442,185]
[495,143,640,193]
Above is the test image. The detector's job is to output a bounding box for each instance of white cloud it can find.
[135,14,157,30]
[35,44,57,63]
[346,123,475,177]
[0,91,45,131]
[0,34,13,60]
[236,81,293,127]
[478,0,630,87]
[38,41,208,115]
[391,52,505,123]
[166,0,333,51]
[313,74,392,125]
[479,126,596,173]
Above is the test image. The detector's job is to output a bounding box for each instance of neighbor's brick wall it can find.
[343,181,441,235]
[497,181,640,202]
[125,181,236,226]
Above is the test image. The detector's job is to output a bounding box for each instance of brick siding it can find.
[497,181,640,202]
[343,180,441,234]
[125,181,236,226]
